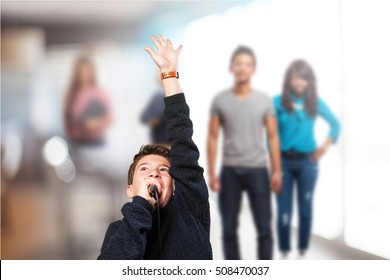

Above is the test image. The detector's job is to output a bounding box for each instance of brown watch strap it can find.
[161,71,179,80]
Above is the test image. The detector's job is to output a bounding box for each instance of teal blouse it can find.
[273,94,341,152]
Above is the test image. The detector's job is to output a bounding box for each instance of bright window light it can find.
[342,0,390,259]
[42,136,69,166]
[181,0,343,240]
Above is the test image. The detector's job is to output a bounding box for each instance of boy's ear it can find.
[172,179,176,192]
[127,184,134,199]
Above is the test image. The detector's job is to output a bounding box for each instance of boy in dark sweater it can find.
[97,34,212,260]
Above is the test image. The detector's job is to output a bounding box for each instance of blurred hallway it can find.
[1,170,126,259]
[209,196,384,260]
[2,178,384,259]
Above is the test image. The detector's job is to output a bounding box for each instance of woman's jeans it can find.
[219,166,273,260]
[277,155,318,253]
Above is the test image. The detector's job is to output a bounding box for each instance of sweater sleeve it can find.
[318,99,341,143]
[97,196,153,260]
[164,93,209,219]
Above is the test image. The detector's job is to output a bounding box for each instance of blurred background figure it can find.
[64,55,113,146]
[273,60,340,259]
[140,72,169,145]
[207,46,282,260]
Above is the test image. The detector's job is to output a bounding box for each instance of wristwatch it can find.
[161,71,179,80]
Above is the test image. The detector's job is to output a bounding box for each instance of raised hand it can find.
[144,34,183,72]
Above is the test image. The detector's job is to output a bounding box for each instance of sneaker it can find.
[280,252,289,260]
[296,250,306,260]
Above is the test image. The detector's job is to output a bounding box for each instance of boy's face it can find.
[230,53,256,84]
[127,154,174,208]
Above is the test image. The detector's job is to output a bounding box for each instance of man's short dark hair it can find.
[128,144,171,184]
[230,45,256,66]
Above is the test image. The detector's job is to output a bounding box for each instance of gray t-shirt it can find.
[210,89,275,168]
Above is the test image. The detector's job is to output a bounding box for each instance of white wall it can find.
[179,0,390,258]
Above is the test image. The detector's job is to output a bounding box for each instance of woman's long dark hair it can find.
[282,59,318,117]
[63,56,97,135]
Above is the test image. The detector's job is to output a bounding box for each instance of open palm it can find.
[144,34,183,72]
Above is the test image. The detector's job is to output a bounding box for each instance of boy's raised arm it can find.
[144,35,209,219]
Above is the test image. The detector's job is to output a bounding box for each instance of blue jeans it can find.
[219,166,273,260]
[276,156,319,252]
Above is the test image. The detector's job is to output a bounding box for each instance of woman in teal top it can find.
[273,59,340,259]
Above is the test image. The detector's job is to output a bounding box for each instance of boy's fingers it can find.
[150,35,161,50]
[157,34,166,46]
[144,47,159,61]
[166,39,173,48]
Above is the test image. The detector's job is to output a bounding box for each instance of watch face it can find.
[161,72,178,79]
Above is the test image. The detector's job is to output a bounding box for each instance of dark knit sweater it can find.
[97,93,212,260]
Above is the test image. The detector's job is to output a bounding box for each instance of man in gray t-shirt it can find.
[207,46,282,260]
[210,89,274,167]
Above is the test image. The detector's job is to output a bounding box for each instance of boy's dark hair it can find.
[127,144,171,184]
[230,45,256,66]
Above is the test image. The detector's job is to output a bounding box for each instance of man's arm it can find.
[207,115,221,192]
[141,94,164,126]
[265,115,282,193]
[97,197,153,260]
[140,95,156,124]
